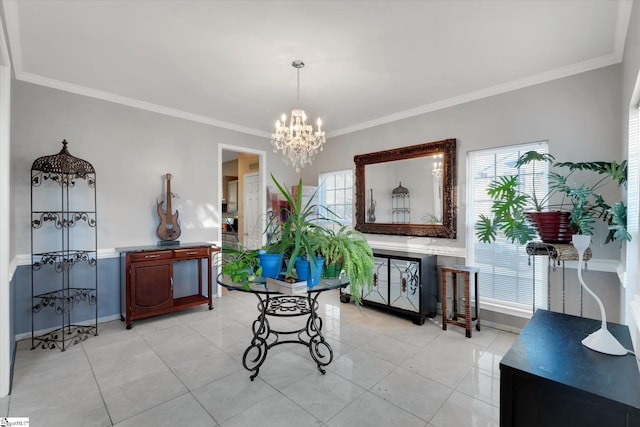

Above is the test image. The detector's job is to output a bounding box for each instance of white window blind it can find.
[318,169,353,229]
[467,142,548,314]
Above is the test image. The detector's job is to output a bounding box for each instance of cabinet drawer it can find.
[174,247,210,259]
[128,251,173,262]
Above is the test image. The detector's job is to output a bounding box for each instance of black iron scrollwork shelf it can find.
[30,140,99,351]
[32,211,97,229]
[31,324,98,351]
[32,288,98,315]
[32,250,97,272]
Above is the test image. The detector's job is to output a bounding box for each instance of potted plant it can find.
[271,174,375,300]
[475,150,630,245]
[269,173,328,276]
[220,245,262,288]
[257,211,288,278]
[223,174,376,303]
[221,175,324,286]
[316,225,375,304]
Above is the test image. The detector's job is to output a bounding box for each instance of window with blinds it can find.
[318,169,353,229]
[467,142,549,314]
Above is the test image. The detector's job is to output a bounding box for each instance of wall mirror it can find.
[354,138,456,238]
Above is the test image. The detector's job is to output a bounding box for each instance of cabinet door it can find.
[363,257,389,304]
[389,258,420,312]
[130,259,173,315]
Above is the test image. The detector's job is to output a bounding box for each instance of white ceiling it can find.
[2,0,633,138]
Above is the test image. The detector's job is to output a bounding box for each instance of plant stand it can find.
[30,140,98,351]
[525,242,591,315]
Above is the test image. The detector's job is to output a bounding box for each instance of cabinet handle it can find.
[170,277,173,290]
[186,251,199,255]
[144,254,160,259]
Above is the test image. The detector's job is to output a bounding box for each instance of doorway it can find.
[218,144,266,249]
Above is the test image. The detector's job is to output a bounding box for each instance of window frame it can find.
[466,141,549,317]
[318,169,354,228]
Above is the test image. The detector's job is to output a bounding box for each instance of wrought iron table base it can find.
[243,292,333,381]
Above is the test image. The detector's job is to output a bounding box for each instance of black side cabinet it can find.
[341,249,437,325]
[500,309,640,427]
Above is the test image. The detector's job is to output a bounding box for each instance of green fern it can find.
[316,225,374,305]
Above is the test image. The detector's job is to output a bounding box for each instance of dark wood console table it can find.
[117,242,218,329]
[500,309,640,426]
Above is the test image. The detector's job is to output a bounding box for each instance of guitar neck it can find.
[165,174,172,213]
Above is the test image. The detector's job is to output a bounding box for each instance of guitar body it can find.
[157,201,181,240]
[157,173,181,241]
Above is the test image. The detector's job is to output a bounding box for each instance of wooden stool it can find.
[441,265,480,338]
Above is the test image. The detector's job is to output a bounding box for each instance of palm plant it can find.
[270,173,331,275]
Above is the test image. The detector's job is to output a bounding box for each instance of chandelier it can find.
[271,60,326,173]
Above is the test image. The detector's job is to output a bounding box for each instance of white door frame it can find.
[0,17,12,397]
[217,144,267,295]
[625,72,640,349]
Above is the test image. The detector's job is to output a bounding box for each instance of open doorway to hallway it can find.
[219,146,266,251]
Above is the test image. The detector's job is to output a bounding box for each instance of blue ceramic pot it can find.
[295,256,325,287]
[258,251,283,279]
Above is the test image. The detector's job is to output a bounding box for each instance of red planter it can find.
[525,211,574,243]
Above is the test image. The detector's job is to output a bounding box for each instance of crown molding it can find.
[329,2,633,138]
[17,72,271,138]
[0,12,10,67]
[2,0,21,72]
[327,52,622,138]
[3,1,271,139]
[614,0,634,62]
[4,0,632,140]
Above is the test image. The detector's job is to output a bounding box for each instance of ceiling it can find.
[2,0,633,139]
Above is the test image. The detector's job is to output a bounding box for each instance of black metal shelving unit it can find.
[30,140,98,350]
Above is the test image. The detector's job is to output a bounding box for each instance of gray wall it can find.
[10,80,288,254]
[9,80,302,335]
[313,65,623,258]
[310,64,625,324]
[8,52,631,335]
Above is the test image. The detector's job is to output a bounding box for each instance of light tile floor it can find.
[1,289,516,426]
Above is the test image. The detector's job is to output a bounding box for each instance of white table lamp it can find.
[572,234,627,356]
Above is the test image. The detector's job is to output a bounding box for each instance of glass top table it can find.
[217,274,348,380]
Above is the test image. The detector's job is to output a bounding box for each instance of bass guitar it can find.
[157,173,181,241]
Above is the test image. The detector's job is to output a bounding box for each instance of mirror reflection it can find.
[354,138,456,238]
[365,154,444,225]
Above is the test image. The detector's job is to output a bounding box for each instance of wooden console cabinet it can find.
[117,242,218,329]
[341,249,437,325]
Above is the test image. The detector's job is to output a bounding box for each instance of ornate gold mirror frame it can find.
[354,138,457,238]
